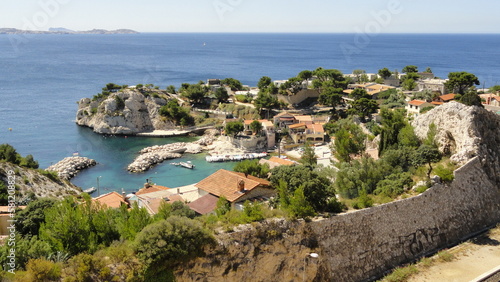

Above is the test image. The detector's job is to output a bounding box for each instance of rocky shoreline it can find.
[46,156,97,180]
[127,129,219,173]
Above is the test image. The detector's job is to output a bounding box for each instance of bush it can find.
[434,164,454,182]
[25,259,61,282]
[415,185,429,194]
[133,216,214,271]
[114,96,125,110]
[352,190,373,209]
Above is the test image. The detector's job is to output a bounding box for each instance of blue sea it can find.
[1,33,499,193]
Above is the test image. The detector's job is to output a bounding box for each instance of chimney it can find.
[238,179,245,192]
[177,188,181,195]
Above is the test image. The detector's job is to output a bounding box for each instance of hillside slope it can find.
[0,162,81,201]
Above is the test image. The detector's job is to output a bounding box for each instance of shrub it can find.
[133,216,214,275]
[434,164,454,182]
[352,190,373,209]
[384,265,419,282]
[415,185,429,194]
[25,259,61,282]
[114,96,125,110]
[437,250,455,262]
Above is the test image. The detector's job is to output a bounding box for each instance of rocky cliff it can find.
[0,162,81,200]
[76,89,176,135]
[173,103,500,282]
[412,102,500,185]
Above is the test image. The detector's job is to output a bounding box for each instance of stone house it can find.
[434,93,456,103]
[189,169,275,214]
[406,100,434,116]
[417,79,448,95]
[288,123,325,144]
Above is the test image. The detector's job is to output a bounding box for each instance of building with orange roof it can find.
[435,93,456,103]
[406,100,434,116]
[344,83,395,99]
[259,156,295,169]
[135,183,171,196]
[194,169,275,210]
[93,191,128,209]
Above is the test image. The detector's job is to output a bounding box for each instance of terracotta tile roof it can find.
[268,156,295,166]
[138,197,164,215]
[439,93,456,101]
[289,123,307,129]
[94,191,127,209]
[311,124,325,133]
[166,194,184,203]
[294,115,313,122]
[195,169,271,202]
[431,101,444,105]
[261,121,274,128]
[188,194,219,215]
[136,184,171,196]
[409,100,427,106]
[274,111,293,118]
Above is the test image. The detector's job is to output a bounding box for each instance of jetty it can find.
[46,156,97,180]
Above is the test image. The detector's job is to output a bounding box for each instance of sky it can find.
[1,0,499,33]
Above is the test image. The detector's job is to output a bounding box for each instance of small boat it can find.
[170,162,180,166]
[83,187,97,194]
[180,161,195,169]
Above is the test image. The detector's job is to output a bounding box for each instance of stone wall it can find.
[174,156,500,282]
[276,89,320,105]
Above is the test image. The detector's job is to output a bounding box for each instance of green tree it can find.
[489,85,500,93]
[444,71,480,94]
[215,196,230,217]
[20,154,39,169]
[249,120,263,134]
[221,78,243,91]
[270,165,333,212]
[155,201,195,220]
[312,67,348,89]
[402,78,417,91]
[254,91,280,113]
[233,159,270,178]
[298,70,313,87]
[333,125,366,163]
[348,98,379,121]
[335,156,389,198]
[378,68,392,79]
[425,67,433,73]
[115,203,152,241]
[414,144,441,178]
[182,84,207,104]
[39,197,91,255]
[15,198,56,237]
[374,171,413,197]
[214,87,229,103]
[166,85,176,94]
[402,65,418,74]
[225,121,244,137]
[378,108,407,155]
[133,216,214,273]
[458,88,483,107]
[352,69,366,82]
[319,87,344,112]
[349,88,370,100]
[257,76,272,89]
[0,143,21,164]
[300,142,317,167]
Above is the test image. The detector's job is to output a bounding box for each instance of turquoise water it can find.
[1,33,499,193]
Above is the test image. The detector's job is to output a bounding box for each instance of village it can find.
[86,67,500,217]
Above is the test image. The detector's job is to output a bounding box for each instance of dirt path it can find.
[408,226,500,282]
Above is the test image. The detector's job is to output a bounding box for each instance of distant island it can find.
[0,28,139,34]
